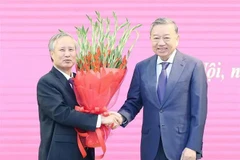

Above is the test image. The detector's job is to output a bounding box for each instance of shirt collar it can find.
[157,49,177,64]
[54,66,73,80]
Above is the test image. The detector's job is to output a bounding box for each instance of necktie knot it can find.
[161,62,170,70]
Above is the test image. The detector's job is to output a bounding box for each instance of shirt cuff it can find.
[96,115,101,128]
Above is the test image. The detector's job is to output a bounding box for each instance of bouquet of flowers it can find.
[72,11,141,159]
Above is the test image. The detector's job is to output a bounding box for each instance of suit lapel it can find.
[50,67,75,98]
[146,55,162,108]
[161,51,186,106]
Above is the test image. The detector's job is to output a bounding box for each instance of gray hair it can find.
[48,31,77,51]
[150,18,178,34]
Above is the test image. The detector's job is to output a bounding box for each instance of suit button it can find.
[160,110,163,113]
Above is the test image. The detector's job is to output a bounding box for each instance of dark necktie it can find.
[157,62,170,103]
[68,78,74,88]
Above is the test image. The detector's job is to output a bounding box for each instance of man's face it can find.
[150,24,179,60]
[50,36,76,72]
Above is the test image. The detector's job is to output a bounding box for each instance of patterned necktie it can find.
[157,62,170,103]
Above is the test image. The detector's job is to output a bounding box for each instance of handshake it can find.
[100,112,124,129]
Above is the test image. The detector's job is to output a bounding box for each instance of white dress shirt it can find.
[54,66,101,128]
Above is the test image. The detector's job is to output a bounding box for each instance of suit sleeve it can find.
[186,60,208,153]
[118,63,143,127]
[37,78,98,131]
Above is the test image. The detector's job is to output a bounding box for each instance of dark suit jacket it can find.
[119,50,208,160]
[37,66,98,160]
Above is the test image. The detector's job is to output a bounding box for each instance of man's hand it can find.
[180,148,196,160]
[109,111,123,129]
[101,111,123,129]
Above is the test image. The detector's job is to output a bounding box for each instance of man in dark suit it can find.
[37,32,118,160]
[111,18,208,160]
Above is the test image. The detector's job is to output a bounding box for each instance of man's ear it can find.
[176,35,180,46]
[50,51,54,55]
[50,51,54,62]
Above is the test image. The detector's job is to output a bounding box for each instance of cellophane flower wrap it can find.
[72,11,141,159]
